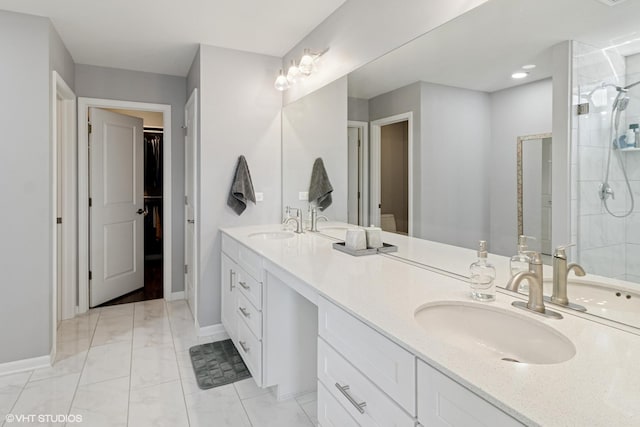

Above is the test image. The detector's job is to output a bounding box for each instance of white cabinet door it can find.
[417,360,523,427]
[184,89,198,318]
[221,253,238,341]
[89,108,144,306]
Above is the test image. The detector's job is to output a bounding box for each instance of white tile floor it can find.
[0,300,318,427]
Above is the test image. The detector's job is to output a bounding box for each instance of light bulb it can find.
[299,49,315,76]
[511,71,528,79]
[286,60,301,84]
[274,69,289,91]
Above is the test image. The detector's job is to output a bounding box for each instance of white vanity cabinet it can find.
[416,360,523,427]
[318,297,416,426]
[221,234,265,386]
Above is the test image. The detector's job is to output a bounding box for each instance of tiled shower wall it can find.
[572,41,628,280]
[623,54,640,283]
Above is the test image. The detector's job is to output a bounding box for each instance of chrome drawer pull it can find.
[238,281,250,290]
[239,307,251,318]
[239,340,250,353]
[335,382,366,414]
[230,270,236,291]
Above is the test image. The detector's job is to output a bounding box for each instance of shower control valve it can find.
[599,183,615,201]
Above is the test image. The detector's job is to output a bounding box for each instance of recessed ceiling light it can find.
[522,64,536,70]
[511,72,529,79]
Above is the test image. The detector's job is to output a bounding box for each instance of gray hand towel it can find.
[227,155,256,215]
[308,158,333,211]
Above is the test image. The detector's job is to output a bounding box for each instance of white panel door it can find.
[90,108,144,307]
[185,89,198,318]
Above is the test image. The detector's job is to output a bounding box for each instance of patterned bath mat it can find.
[189,339,251,390]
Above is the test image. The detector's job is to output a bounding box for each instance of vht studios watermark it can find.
[5,414,83,423]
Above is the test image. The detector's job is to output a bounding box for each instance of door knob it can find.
[187,219,195,224]
[136,208,148,216]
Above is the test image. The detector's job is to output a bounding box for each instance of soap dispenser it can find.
[469,240,496,302]
[510,235,535,293]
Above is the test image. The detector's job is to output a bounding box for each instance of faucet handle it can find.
[554,243,576,260]
[523,251,542,265]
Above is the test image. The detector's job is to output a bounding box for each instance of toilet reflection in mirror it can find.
[517,134,553,259]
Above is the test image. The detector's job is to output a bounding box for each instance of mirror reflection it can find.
[281,0,640,329]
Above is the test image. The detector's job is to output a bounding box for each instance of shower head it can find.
[614,95,630,111]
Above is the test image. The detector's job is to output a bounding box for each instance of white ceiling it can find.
[348,0,640,99]
[0,0,347,76]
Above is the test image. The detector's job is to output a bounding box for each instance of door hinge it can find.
[577,103,590,115]
[358,139,361,147]
[357,191,361,199]
[184,196,188,205]
[89,198,92,207]
[89,271,92,280]
[182,125,188,136]
[88,123,92,134]
[56,217,62,224]
[184,264,188,274]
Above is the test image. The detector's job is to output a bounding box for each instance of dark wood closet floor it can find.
[97,259,163,307]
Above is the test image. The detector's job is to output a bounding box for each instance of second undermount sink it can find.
[248,231,295,240]
[414,301,576,365]
[542,278,640,327]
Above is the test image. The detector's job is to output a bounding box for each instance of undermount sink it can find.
[248,231,295,240]
[542,279,640,327]
[414,301,576,365]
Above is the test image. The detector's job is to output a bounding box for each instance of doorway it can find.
[370,112,413,236]
[77,98,172,313]
[93,109,165,307]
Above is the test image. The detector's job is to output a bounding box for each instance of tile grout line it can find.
[3,370,34,427]
[63,309,101,427]
[233,382,255,427]
[125,304,135,427]
[166,300,193,427]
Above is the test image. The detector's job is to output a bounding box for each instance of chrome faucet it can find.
[283,206,304,234]
[309,207,329,232]
[549,245,587,312]
[506,251,563,319]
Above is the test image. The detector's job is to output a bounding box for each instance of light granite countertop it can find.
[221,223,640,427]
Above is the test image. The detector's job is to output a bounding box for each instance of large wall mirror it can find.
[281,0,640,329]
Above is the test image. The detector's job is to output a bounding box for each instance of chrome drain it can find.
[501,357,521,363]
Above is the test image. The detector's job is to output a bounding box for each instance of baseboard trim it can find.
[197,323,229,340]
[167,291,185,301]
[0,355,51,376]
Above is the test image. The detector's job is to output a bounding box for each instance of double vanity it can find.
[220,223,640,426]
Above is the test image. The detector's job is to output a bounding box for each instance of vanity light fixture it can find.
[274,69,290,91]
[274,47,329,91]
[286,60,301,84]
[299,49,315,76]
[511,71,529,79]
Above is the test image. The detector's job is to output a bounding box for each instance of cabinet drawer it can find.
[318,381,359,427]
[318,298,416,415]
[238,245,263,282]
[318,338,415,427]
[236,318,262,386]
[236,291,262,340]
[417,360,523,427]
[237,267,263,310]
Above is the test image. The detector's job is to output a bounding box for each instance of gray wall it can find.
[75,64,187,293]
[49,24,75,89]
[197,45,282,328]
[419,82,491,249]
[489,78,553,256]
[0,11,53,363]
[347,97,369,122]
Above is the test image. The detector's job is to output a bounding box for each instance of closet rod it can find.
[144,195,163,199]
